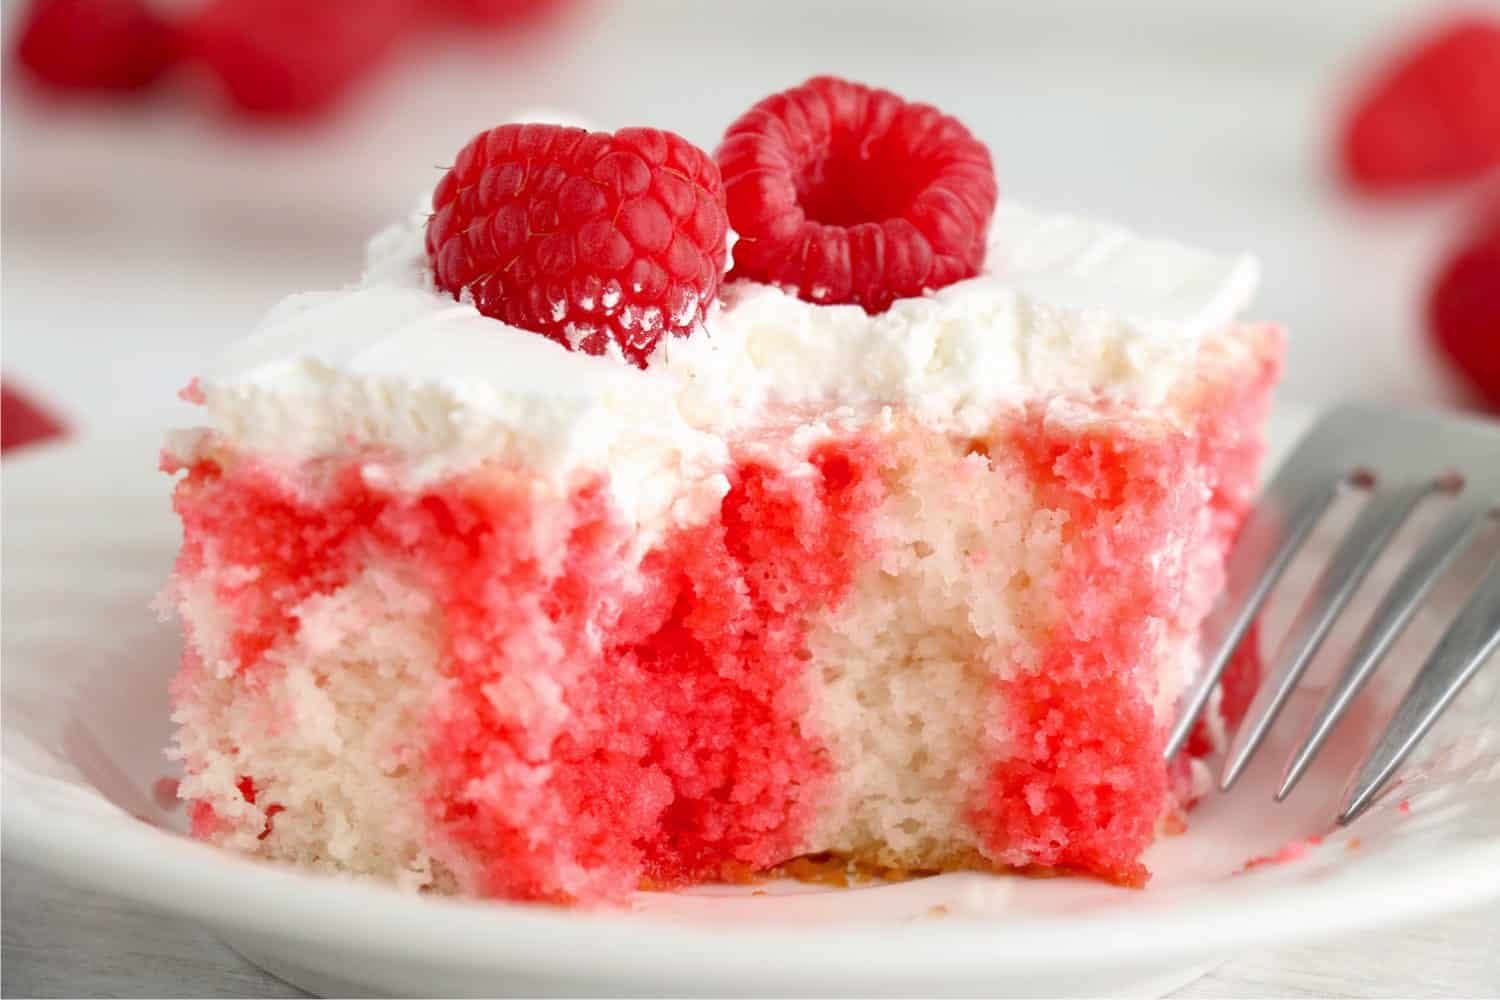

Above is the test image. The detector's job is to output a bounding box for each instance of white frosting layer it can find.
[664,203,1258,435]
[193,201,1259,535]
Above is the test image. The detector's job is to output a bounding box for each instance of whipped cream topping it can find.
[190,200,1260,535]
[663,202,1258,435]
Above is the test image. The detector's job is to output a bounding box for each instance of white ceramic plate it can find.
[5,404,1499,999]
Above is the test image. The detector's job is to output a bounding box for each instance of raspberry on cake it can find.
[426,123,728,366]
[718,76,996,312]
[162,79,1283,904]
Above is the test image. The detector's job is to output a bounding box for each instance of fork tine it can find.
[1338,557,1500,825]
[1163,481,1340,759]
[1276,504,1487,800]
[1218,481,1433,791]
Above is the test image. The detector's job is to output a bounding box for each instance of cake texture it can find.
[162,81,1282,904]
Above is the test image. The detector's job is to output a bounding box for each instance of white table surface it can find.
[3,0,1497,995]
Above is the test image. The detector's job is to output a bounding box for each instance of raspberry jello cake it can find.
[163,77,1282,903]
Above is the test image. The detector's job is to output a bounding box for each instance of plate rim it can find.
[9,778,1500,981]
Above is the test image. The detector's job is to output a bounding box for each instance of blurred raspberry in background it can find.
[14,0,176,93]
[1336,9,1500,414]
[12,0,575,118]
[1338,12,1500,193]
[183,0,417,117]
[435,0,572,28]
[1,382,68,454]
[1428,205,1500,411]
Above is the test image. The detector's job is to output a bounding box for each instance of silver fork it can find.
[1164,403,1500,823]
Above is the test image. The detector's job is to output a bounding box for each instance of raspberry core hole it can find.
[795,144,937,228]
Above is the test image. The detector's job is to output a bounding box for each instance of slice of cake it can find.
[162,77,1281,904]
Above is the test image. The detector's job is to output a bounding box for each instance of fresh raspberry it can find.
[183,0,416,117]
[715,76,996,313]
[1428,208,1500,411]
[1339,15,1500,193]
[13,0,176,93]
[426,124,729,367]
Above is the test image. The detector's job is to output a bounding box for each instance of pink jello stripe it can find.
[979,327,1284,885]
[168,435,886,902]
[984,418,1184,886]
[419,439,885,900]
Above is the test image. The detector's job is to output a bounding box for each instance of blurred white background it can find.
[2,0,1493,437]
